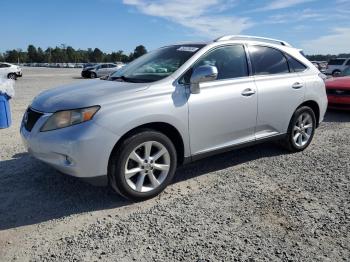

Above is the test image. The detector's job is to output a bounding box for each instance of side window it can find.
[181,45,248,83]
[249,46,289,75]
[346,60,350,66]
[0,64,9,68]
[101,64,108,68]
[286,55,307,72]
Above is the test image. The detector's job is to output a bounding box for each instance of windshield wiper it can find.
[110,75,155,83]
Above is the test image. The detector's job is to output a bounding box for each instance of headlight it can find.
[41,106,100,132]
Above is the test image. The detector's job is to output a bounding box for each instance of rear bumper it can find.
[20,114,120,183]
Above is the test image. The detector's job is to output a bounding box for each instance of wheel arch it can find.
[108,122,185,169]
[7,72,16,79]
[298,100,320,127]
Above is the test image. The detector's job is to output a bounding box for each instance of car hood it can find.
[31,79,149,112]
[326,76,350,89]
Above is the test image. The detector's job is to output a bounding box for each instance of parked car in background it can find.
[326,67,350,110]
[311,61,327,73]
[81,63,123,78]
[21,35,327,201]
[325,58,350,76]
[0,62,22,80]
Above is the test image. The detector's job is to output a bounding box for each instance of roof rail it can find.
[214,35,292,47]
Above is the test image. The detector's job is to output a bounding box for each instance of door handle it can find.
[241,88,256,96]
[292,82,303,89]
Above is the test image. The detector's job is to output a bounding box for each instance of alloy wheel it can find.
[292,112,314,147]
[124,141,170,193]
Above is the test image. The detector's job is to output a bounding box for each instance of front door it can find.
[186,45,258,156]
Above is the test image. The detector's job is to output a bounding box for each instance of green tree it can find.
[27,45,38,62]
[66,46,76,63]
[132,45,147,59]
[90,48,103,62]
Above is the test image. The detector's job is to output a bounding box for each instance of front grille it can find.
[327,89,350,96]
[24,108,43,132]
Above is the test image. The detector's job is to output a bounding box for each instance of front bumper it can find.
[16,71,22,77]
[81,70,92,78]
[20,111,120,183]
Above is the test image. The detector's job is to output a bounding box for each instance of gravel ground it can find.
[0,68,349,261]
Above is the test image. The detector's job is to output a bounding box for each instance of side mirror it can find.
[190,65,218,94]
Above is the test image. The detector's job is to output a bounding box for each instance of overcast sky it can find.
[0,0,349,54]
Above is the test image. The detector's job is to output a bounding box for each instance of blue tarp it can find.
[0,93,11,128]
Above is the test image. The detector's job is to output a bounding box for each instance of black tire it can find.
[108,130,177,201]
[90,72,97,78]
[8,73,17,80]
[283,106,316,152]
[332,70,341,77]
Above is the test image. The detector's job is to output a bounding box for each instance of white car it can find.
[0,62,22,80]
[81,63,124,78]
[325,58,350,76]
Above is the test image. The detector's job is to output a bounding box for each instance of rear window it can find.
[328,59,345,65]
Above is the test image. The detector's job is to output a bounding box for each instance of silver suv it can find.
[21,35,328,201]
[325,58,350,76]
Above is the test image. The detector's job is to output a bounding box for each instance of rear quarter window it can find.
[286,55,307,72]
[249,46,289,75]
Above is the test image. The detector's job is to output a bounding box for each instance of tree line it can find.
[0,44,147,64]
[1,44,349,64]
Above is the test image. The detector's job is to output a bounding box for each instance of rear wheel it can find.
[109,130,177,201]
[332,70,341,77]
[283,106,316,152]
[8,73,17,80]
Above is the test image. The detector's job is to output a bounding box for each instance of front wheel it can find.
[90,72,97,78]
[8,73,17,80]
[283,106,316,152]
[109,130,177,201]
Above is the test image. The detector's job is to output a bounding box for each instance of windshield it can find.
[109,44,204,83]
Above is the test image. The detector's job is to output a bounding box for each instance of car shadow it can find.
[72,76,86,79]
[323,109,350,123]
[0,142,286,231]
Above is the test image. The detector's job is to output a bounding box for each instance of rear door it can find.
[97,64,108,76]
[106,64,117,74]
[248,45,306,138]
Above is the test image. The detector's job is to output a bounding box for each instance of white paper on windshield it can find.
[177,46,199,52]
